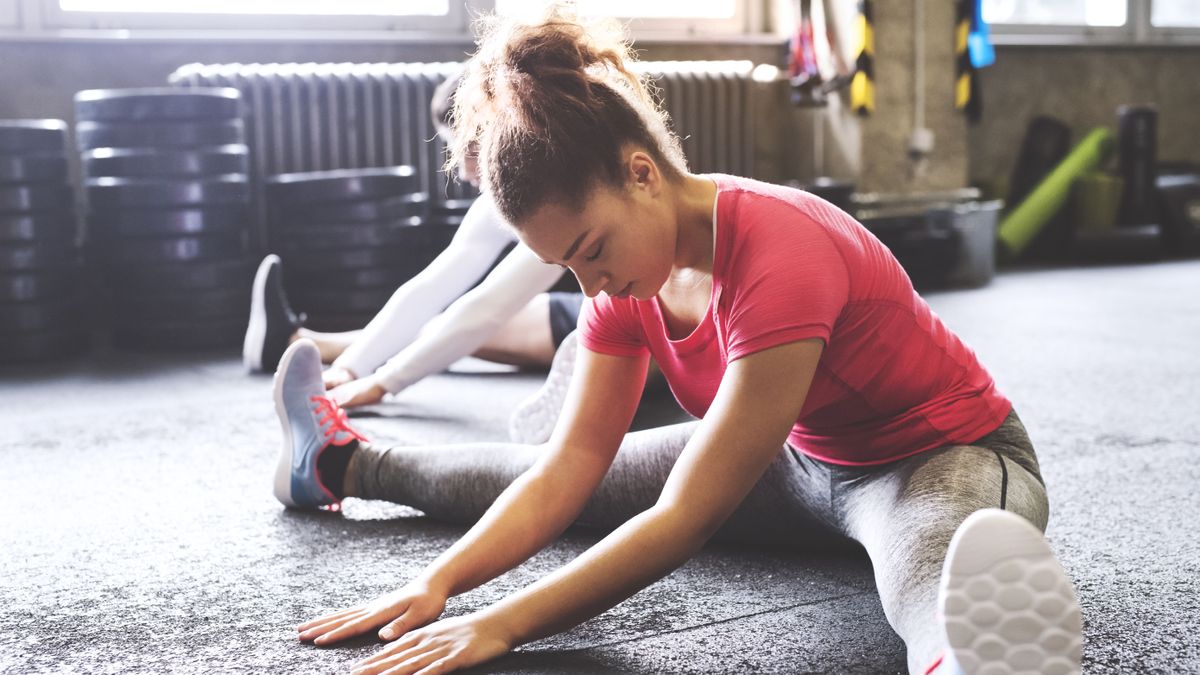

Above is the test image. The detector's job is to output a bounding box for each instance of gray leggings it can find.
[352,410,1048,674]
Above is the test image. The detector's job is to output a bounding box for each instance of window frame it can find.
[495,0,751,37]
[35,0,468,33]
[987,0,1200,46]
[4,0,762,41]
[0,1,20,28]
[1145,0,1200,41]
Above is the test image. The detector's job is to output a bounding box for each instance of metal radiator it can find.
[168,60,756,192]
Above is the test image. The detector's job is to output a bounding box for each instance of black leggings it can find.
[546,292,585,348]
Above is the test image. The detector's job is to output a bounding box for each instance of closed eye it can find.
[585,242,604,262]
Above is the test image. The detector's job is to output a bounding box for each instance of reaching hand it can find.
[350,613,513,675]
[330,376,388,408]
[297,583,448,647]
[322,366,357,390]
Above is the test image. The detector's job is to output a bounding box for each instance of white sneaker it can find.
[508,331,578,445]
[937,508,1082,675]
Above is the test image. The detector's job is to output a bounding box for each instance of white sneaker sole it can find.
[508,332,577,445]
[271,339,305,508]
[242,255,276,373]
[940,509,1082,675]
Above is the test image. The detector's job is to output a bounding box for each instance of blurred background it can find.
[1,0,1198,358]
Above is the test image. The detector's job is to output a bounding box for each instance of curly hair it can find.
[447,4,687,225]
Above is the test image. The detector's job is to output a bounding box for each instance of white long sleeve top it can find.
[331,193,566,393]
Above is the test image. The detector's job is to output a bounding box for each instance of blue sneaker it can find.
[272,338,368,510]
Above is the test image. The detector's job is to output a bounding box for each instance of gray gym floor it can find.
[2,260,1198,674]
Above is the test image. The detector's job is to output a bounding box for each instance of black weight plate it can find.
[0,240,79,272]
[266,166,418,204]
[0,184,74,213]
[0,330,86,364]
[115,287,249,321]
[107,258,253,293]
[302,312,376,333]
[429,213,465,228]
[0,155,69,183]
[76,119,245,151]
[0,120,68,155]
[0,298,80,333]
[283,264,411,291]
[75,87,241,122]
[291,287,394,314]
[86,175,250,209]
[101,234,246,264]
[0,269,80,303]
[83,145,249,178]
[433,198,476,216]
[0,211,76,242]
[284,245,414,271]
[276,219,425,250]
[88,206,248,238]
[272,192,430,226]
[113,316,245,351]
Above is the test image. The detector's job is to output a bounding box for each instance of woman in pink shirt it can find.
[268,7,1083,674]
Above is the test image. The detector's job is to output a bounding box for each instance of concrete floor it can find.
[2,260,1198,674]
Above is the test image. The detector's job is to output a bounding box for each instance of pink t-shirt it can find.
[579,174,1012,466]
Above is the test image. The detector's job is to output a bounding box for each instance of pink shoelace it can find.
[309,395,368,446]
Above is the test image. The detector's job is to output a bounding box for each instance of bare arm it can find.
[485,339,824,642]
[302,345,649,645]
[349,339,824,673]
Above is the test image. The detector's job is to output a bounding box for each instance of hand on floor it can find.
[329,376,387,408]
[297,583,447,647]
[350,612,512,675]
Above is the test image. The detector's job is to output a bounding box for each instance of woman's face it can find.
[515,155,677,301]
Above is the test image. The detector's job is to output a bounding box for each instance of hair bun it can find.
[446,3,687,225]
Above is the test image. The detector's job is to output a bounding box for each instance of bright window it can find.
[0,2,18,27]
[982,0,1127,26]
[58,0,448,15]
[1152,0,1200,27]
[495,0,738,20]
[41,0,460,31]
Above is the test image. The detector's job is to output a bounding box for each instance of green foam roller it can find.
[998,127,1115,257]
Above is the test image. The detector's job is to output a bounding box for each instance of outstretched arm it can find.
[330,197,521,382]
[300,345,649,646]
[369,244,564,394]
[352,338,824,674]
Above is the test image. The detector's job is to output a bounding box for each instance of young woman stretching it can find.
[243,71,588,443]
[269,8,1082,674]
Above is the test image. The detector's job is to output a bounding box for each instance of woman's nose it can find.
[577,270,610,299]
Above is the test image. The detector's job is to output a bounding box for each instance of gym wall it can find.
[969,45,1200,189]
[0,38,785,181]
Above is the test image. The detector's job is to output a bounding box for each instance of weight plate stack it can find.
[264,166,443,327]
[430,197,476,228]
[0,119,87,364]
[75,88,253,351]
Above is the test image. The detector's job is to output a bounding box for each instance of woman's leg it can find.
[294,327,363,364]
[834,412,1053,673]
[347,420,840,547]
[244,254,367,370]
[472,293,556,367]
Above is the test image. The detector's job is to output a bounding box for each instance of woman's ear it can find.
[627,150,662,195]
